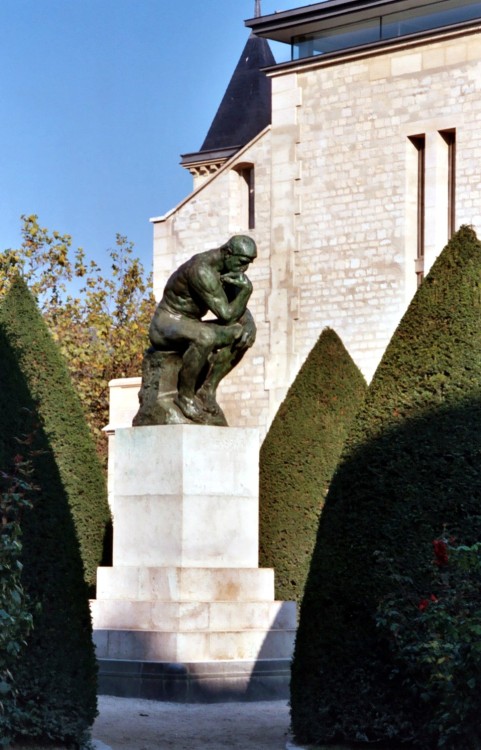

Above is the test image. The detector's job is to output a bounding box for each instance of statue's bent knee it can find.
[196,326,218,350]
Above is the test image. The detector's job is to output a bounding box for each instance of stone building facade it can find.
[149,0,481,438]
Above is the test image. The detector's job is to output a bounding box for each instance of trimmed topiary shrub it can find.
[291,226,481,749]
[0,457,35,747]
[0,276,110,590]
[0,281,98,744]
[259,327,366,605]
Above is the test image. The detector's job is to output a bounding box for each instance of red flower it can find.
[433,539,449,566]
[418,591,439,612]
[418,593,439,611]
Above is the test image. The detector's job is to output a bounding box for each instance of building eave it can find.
[245,0,398,43]
[180,146,241,169]
[255,19,481,76]
[245,0,481,51]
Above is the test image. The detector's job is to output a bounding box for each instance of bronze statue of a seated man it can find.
[148,235,257,424]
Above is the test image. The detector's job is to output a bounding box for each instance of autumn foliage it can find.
[0,214,155,463]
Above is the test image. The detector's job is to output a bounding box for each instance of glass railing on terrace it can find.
[292,0,481,59]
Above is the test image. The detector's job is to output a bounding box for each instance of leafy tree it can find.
[291,226,481,748]
[259,328,366,605]
[0,214,155,462]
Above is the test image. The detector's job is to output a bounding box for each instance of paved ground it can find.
[92,695,293,750]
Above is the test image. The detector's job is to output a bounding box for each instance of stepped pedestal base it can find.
[93,624,295,663]
[96,658,292,703]
[92,426,296,701]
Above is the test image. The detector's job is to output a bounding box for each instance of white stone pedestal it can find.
[92,425,296,701]
[111,425,259,568]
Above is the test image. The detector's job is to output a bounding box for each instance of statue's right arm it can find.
[190,266,252,324]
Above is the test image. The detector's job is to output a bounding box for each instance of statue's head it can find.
[221,236,257,274]
[222,235,257,261]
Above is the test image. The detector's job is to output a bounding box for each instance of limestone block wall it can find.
[283,27,481,398]
[152,26,481,438]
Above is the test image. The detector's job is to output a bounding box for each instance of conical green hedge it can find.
[291,226,481,746]
[0,276,110,589]
[259,328,366,605]
[0,280,98,743]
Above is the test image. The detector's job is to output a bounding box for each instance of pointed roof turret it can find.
[181,4,275,183]
[199,33,275,153]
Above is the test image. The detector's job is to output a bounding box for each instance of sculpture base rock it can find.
[132,350,227,427]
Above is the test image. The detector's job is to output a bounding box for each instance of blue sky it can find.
[0,0,304,275]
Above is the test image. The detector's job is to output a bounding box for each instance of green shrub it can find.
[0,457,35,747]
[0,282,98,744]
[259,328,366,605]
[291,226,481,747]
[0,276,110,589]
[376,535,481,749]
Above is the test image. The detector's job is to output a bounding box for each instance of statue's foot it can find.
[174,394,207,424]
[196,387,222,416]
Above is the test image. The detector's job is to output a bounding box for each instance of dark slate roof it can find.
[199,33,275,153]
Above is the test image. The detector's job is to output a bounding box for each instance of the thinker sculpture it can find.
[133,235,257,427]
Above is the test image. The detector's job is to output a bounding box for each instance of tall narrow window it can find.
[241,166,255,230]
[235,164,255,230]
[440,129,456,238]
[409,135,426,287]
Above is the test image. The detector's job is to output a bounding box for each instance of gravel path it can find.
[92,696,292,750]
